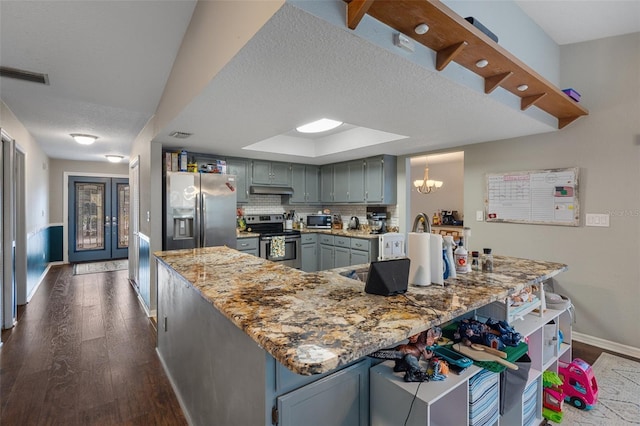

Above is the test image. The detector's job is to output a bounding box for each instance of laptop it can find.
[364,258,410,296]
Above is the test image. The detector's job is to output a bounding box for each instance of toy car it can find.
[558,358,599,410]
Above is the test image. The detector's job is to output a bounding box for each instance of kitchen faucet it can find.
[412,213,431,233]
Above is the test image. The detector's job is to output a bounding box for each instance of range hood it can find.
[249,185,294,195]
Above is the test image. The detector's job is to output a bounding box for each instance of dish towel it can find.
[270,236,285,259]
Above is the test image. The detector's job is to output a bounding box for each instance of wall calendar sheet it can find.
[485,168,579,226]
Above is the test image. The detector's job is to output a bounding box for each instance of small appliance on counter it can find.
[441,210,463,226]
[306,214,332,229]
[366,207,388,234]
[348,216,360,230]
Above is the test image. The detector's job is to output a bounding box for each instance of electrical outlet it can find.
[585,213,610,227]
[476,210,484,221]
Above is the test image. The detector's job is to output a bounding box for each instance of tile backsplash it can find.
[238,195,399,230]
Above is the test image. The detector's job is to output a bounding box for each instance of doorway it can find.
[68,176,129,263]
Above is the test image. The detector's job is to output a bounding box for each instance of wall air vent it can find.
[169,131,192,139]
[0,66,49,85]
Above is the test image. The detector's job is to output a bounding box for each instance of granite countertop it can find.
[154,247,567,376]
[236,231,260,238]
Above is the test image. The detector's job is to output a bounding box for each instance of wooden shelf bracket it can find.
[436,41,469,71]
[521,93,547,111]
[485,72,513,94]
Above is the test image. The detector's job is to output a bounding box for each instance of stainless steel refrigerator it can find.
[164,172,237,250]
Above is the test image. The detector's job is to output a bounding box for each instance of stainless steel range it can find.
[245,214,301,269]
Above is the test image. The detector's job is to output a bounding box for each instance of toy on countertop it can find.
[558,358,599,410]
[542,371,565,423]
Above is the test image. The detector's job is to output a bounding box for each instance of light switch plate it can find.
[585,213,610,227]
[476,210,484,221]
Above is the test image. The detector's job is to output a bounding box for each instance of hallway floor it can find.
[0,265,186,425]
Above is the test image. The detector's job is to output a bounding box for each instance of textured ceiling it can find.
[1,1,638,163]
[155,2,553,165]
[0,0,196,162]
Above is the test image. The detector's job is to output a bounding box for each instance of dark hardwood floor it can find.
[0,264,186,425]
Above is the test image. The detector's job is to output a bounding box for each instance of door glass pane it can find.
[75,183,105,251]
[118,183,129,249]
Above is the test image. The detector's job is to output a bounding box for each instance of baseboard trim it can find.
[572,332,640,359]
[27,263,56,303]
[157,348,194,426]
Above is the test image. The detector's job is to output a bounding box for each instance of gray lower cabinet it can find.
[237,237,259,256]
[276,359,370,426]
[351,238,375,265]
[350,249,369,265]
[301,234,317,272]
[314,234,378,270]
[335,246,351,268]
[320,244,334,271]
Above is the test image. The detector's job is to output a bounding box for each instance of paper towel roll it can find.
[430,234,444,285]
[408,233,431,286]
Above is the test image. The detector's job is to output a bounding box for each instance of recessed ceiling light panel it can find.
[296,118,343,134]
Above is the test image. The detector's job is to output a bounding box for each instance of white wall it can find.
[1,101,49,235]
[462,33,640,350]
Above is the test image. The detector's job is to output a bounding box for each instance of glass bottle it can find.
[481,248,493,272]
[471,251,480,271]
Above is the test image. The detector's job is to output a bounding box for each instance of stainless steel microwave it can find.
[306,214,332,229]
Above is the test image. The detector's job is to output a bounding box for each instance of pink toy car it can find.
[558,358,599,410]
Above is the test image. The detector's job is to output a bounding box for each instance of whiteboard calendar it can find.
[485,168,579,226]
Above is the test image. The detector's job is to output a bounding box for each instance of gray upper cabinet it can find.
[332,162,349,202]
[252,160,291,186]
[331,160,365,203]
[226,158,249,203]
[364,155,397,205]
[290,164,320,204]
[321,164,334,202]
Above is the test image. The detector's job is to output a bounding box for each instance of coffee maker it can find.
[366,208,388,234]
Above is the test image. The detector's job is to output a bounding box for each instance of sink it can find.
[339,268,368,282]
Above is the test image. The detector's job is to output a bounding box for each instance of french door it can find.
[68,176,129,263]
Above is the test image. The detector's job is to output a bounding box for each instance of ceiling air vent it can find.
[169,131,192,139]
[0,66,49,85]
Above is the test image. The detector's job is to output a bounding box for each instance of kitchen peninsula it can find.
[154,247,567,425]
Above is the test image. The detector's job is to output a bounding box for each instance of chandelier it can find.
[413,163,443,194]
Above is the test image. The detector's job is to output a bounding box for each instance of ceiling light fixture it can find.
[413,162,443,194]
[517,84,529,92]
[70,133,98,145]
[105,155,124,163]
[296,118,343,134]
[414,23,429,35]
[475,59,489,68]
